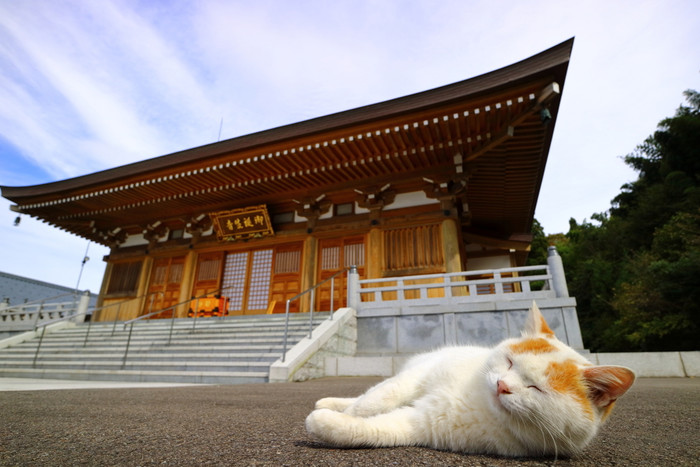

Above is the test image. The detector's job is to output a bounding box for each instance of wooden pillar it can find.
[176,250,198,318]
[94,262,113,321]
[441,218,462,273]
[300,236,318,312]
[132,256,153,320]
[366,228,383,279]
[442,218,465,297]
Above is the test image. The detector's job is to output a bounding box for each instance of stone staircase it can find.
[0,313,328,384]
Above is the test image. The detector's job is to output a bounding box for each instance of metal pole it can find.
[32,325,47,368]
[148,293,157,315]
[83,313,93,347]
[168,306,177,345]
[309,288,315,338]
[330,276,335,320]
[33,303,44,331]
[122,323,135,368]
[191,297,200,333]
[281,300,291,362]
[111,302,122,336]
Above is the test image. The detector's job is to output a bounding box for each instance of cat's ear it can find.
[583,365,636,408]
[523,301,556,337]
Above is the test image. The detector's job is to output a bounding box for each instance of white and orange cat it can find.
[306,303,635,457]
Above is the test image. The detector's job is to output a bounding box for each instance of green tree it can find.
[563,90,700,351]
[612,211,700,350]
[526,218,549,267]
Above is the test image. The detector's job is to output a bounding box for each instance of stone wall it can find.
[356,297,584,355]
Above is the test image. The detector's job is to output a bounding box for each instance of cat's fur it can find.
[306,303,635,457]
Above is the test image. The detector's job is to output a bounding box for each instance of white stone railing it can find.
[0,293,90,332]
[352,265,553,311]
[347,246,569,314]
[342,247,583,352]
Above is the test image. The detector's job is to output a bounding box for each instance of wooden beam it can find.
[464,126,514,162]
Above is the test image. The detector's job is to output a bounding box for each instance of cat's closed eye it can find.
[527,385,543,392]
[506,357,513,369]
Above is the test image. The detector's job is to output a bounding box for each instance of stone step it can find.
[0,360,273,373]
[46,326,313,338]
[0,367,269,384]
[79,314,328,329]
[9,332,309,347]
[0,351,281,362]
[0,311,332,384]
[53,320,322,336]
[1,344,287,354]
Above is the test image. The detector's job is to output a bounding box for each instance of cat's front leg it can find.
[306,407,418,448]
[343,373,425,417]
[314,396,358,411]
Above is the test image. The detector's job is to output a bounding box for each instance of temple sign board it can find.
[210,205,274,242]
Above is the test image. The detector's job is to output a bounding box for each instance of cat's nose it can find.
[497,380,512,395]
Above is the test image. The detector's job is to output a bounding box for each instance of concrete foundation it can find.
[356,298,584,354]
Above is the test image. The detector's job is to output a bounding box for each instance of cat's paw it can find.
[314,396,357,411]
[305,409,354,446]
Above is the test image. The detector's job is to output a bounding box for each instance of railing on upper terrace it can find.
[0,292,90,332]
[347,245,570,313]
[354,265,551,307]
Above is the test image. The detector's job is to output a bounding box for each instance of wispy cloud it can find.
[0,0,227,178]
[0,0,698,292]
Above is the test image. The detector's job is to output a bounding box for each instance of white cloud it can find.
[0,198,108,293]
[0,0,698,298]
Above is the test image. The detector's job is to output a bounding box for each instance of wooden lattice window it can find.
[168,262,184,284]
[106,261,142,295]
[221,252,248,311]
[384,224,444,273]
[197,255,222,282]
[344,242,365,268]
[247,249,273,310]
[321,246,340,270]
[274,250,301,274]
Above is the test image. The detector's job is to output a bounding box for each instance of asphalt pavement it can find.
[0,377,698,466]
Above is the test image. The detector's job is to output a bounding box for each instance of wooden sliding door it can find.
[145,255,185,318]
[221,244,303,315]
[317,236,365,311]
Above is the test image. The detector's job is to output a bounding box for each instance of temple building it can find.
[1,39,573,324]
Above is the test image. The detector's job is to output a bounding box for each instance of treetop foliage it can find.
[551,90,699,352]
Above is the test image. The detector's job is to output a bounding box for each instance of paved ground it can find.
[0,377,698,466]
[0,377,202,391]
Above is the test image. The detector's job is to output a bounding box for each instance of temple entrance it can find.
[221,249,272,315]
[316,236,365,311]
[219,243,303,315]
[145,255,185,318]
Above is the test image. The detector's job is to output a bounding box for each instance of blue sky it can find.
[0,0,698,294]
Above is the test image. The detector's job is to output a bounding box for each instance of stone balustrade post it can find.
[547,246,569,298]
[347,265,360,311]
[74,291,91,323]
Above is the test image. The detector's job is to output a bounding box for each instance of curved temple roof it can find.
[2,38,573,246]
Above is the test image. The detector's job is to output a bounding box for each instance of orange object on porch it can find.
[187,295,229,318]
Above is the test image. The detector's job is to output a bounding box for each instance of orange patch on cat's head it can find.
[546,360,593,419]
[509,337,557,355]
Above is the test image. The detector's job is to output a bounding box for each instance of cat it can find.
[305,302,635,458]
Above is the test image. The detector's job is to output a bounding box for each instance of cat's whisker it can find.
[530,412,560,460]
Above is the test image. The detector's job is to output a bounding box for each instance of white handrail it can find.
[280,268,349,362]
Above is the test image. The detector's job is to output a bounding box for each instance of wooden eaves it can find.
[1,38,573,247]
